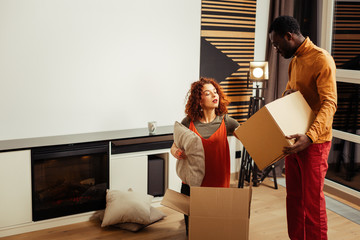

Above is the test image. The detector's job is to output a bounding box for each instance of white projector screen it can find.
[0,0,201,141]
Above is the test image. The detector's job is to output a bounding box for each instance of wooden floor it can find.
[3,178,360,240]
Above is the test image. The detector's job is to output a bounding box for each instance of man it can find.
[269,16,337,240]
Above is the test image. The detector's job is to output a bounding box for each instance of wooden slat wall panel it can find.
[200,0,256,123]
[332,1,360,69]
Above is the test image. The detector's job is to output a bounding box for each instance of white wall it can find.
[254,0,271,61]
[0,0,201,140]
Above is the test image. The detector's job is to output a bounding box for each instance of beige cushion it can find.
[101,189,153,227]
[98,206,166,232]
[173,121,205,186]
[112,207,166,232]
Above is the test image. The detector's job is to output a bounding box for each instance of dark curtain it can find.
[264,0,294,104]
[294,0,318,45]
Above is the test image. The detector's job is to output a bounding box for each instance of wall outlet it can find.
[235,150,241,159]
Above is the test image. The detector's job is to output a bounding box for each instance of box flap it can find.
[189,187,251,219]
[234,107,291,170]
[161,189,189,216]
[266,91,315,136]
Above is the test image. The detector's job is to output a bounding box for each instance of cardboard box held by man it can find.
[234,91,315,170]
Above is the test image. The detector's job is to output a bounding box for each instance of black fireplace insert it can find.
[31,141,109,221]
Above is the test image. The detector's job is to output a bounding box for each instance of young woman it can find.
[170,77,239,234]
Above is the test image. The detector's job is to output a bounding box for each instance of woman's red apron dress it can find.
[189,117,230,187]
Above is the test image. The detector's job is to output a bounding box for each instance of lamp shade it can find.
[249,61,269,81]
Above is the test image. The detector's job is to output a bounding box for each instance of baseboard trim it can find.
[324,179,360,208]
[0,199,164,238]
[0,211,95,238]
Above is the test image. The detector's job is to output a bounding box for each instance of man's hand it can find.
[283,89,297,96]
[283,133,312,155]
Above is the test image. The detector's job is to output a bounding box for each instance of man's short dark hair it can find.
[269,16,301,36]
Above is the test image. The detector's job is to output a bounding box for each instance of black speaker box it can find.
[147,156,165,197]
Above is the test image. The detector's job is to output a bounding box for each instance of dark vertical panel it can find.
[293,0,318,45]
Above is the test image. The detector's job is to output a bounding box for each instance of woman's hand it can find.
[170,143,187,160]
[175,148,187,160]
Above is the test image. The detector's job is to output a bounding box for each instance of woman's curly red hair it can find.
[185,77,230,121]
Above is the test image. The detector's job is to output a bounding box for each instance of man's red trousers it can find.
[285,142,331,240]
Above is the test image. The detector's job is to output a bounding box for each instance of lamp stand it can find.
[238,84,278,189]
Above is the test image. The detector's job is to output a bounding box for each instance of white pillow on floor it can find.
[112,206,166,231]
[98,206,166,231]
[101,189,153,227]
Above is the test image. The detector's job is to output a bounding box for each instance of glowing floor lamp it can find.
[238,61,278,189]
[246,61,269,111]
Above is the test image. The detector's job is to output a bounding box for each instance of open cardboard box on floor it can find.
[234,91,315,170]
[161,186,252,240]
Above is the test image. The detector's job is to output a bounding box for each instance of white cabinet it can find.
[110,154,148,194]
[167,152,182,192]
[110,149,182,196]
[0,150,32,228]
